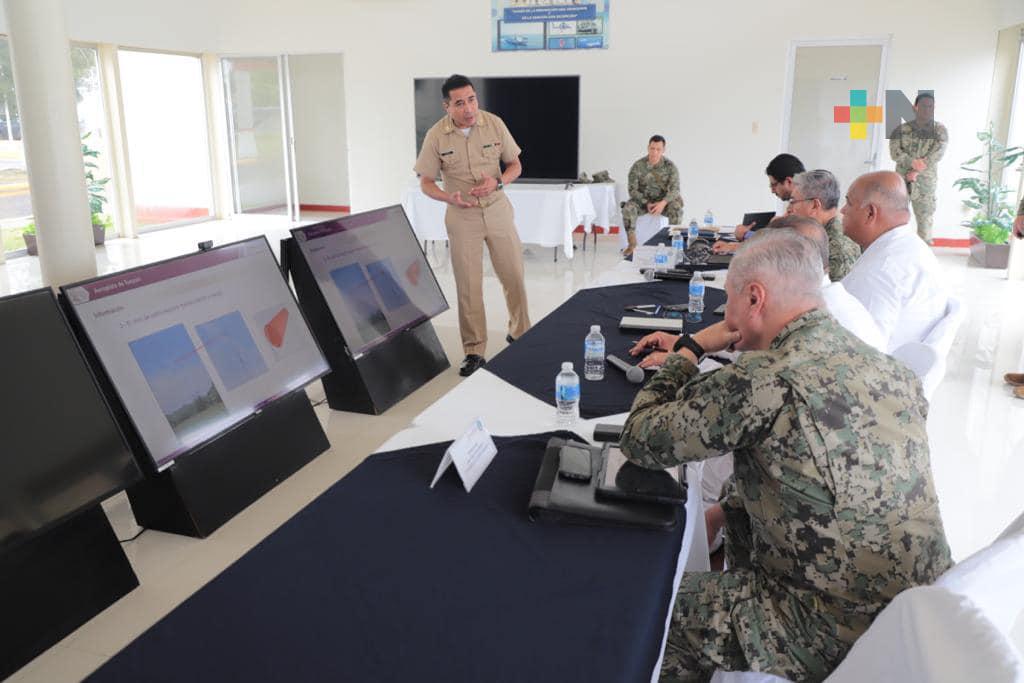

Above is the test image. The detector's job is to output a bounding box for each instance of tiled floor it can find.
[3,216,1022,681]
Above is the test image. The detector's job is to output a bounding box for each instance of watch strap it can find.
[672,333,705,361]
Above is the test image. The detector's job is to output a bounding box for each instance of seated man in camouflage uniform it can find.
[620,229,952,682]
[786,169,861,280]
[622,134,683,256]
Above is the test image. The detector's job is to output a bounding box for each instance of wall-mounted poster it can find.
[491,1,610,52]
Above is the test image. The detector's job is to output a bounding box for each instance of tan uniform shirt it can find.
[414,110,522,209]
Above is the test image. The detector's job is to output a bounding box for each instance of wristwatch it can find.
[496,177,504,190]
[672,333,706,362]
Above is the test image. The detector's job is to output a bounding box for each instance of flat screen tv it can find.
[62,237,330,470]
[0,288,140,554]
[290,205,448,357]
[414,75,580,182]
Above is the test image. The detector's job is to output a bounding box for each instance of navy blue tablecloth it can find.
[487,283,728,419]
[87,432,684,683]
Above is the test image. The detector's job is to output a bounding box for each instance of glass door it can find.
[222,56,297,221]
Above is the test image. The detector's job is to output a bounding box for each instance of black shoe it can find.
[506,334,516,344]
[459,354,487,377]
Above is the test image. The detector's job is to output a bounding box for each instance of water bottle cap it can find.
[590,325,600,333]
[562,362,573,371]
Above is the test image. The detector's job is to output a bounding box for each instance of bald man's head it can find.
[841,171,911,248]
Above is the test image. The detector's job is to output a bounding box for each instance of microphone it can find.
[606,354,644,384]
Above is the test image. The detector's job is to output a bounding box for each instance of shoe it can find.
[1015,386,1024,400]
[459,354,486,377]
[1005,373,1024,386]
[506,334,516,344]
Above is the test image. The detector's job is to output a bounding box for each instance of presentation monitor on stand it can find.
[60,236,332,537]
[286,204,451,414]
[0,288,141,679]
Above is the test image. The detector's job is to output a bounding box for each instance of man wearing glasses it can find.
[716,154,805,253]
[786,169,861,280]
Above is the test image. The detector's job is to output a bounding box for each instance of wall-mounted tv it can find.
[291,205,448,357]
[414,75,580,182]
[0,288,140,554]
[62,237,330,470]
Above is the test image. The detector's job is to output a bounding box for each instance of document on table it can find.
[429,418,498,493]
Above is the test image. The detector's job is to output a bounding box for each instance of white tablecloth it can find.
[582,182,621,232]
[400,183,596,259]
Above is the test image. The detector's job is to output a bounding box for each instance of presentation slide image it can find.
[329,262,391,342]
[128,323,229,443]
[194,310,269,392]
[366,258,412,311]
[252,305,294,362]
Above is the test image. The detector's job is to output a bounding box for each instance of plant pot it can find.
[92,223,106,246]
[969,236,1010,269]
[23,232,37,256]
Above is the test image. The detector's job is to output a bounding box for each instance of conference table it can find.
[87,256,723,683]
[401,181,603,260]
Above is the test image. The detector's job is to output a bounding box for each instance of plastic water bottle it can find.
[704,209,715,231]
[654,243,670,271]
[584,325,605,380]
[687,271,705,323]
[555,362,580,427]
[687,219,700,246]
[671,230,686,264]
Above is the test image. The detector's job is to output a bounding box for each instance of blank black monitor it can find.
[0,288,140,554]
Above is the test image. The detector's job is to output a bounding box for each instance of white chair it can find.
[620,213,669,251]
[919,295,965,398]
[891,341,941,400]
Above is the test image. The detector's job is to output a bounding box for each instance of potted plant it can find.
[21,221,36,255]
[953,125,1023,269]
[82,132,112,246]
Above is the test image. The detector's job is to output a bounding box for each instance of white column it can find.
[4,0,95,286]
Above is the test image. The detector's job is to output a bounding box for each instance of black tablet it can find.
[742,211,777,231]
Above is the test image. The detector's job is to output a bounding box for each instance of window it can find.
[0,36,32,255]
[118,49,213,230]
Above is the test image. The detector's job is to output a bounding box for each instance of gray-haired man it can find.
[619,229,951,682]
[786,169,861,280]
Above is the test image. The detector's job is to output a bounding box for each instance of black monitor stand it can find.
[281,237,450,415]
[58,294,332,539]
[0,505,138,679]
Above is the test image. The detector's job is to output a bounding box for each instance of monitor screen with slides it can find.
[0,288,140,554]
[291,205,448,357]
[62,237,330,470]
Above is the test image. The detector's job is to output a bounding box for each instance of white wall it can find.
[289,53,349,207]
[204,0,1010,239]
[0,0,1016,239]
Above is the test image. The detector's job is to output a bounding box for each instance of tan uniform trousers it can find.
[445,192,531,356]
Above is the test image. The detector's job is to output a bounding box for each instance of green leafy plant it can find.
[953,125,1023,245]
[22,221,35,235]
[82,132,111,224]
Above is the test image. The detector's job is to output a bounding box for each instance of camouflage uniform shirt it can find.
[621,310,951,679]
[888,120,948,180]
[823,214,860,281]
[628,157,682,205]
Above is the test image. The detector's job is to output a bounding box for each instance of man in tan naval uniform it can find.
[415,74,531,376]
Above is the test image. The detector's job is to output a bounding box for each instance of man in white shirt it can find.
[840,171,948,353]
[772,215,886,351]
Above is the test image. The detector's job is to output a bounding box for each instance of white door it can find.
[783,42,887,199]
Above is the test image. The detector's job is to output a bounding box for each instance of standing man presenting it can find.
[415,74,531,377]
[621,135,683,257]
[889,93,948,244]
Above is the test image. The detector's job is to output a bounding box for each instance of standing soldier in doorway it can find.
[889,92,948,244]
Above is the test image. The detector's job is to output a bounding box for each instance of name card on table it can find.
[430,418,498,493]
